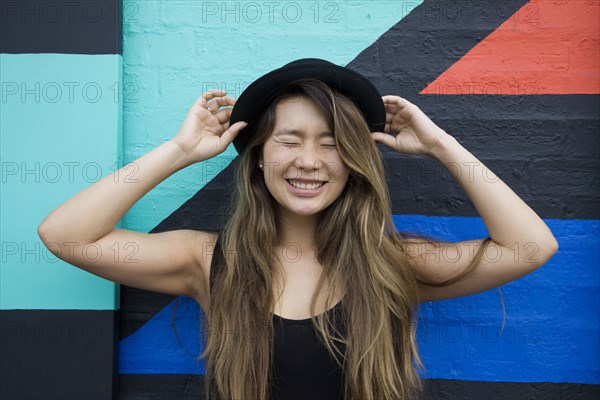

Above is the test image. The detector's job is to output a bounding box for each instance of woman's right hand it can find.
[172,89,248,163]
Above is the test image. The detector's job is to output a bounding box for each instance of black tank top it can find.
[208,234,347,400]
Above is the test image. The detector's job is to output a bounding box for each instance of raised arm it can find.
[37,90,247,304]
[372,96,558,302]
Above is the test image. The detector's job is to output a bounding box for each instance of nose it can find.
[294,143,322,171]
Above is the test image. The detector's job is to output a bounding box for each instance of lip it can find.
[286,179,327,197]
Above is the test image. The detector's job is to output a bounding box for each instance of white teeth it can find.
[288,180,325,190]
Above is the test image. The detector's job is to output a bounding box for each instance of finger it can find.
[384,103,410,125]
[382,95,411,108]
[214,107,233,125]
[219,121,248,151]
[208,95,237,110]
[386,113,394,125]
[194,89,228,109]
[205,96,237,115]
[384,103,400,114]
[371,131,398,149]
[384,121,408,134]
[383,96,419,119]
[385,113,408,132]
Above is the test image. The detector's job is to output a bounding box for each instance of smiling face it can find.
[260,96,350,219]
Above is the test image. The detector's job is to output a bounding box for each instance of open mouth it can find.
[286,179,326,190]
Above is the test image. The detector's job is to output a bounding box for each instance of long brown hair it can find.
[190,79,493,400]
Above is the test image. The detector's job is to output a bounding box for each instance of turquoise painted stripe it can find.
[118,216,599,385]
[1,54,122,310]
[122,0,422,233]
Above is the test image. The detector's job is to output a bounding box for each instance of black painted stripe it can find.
[422,379,600,400]
[119,374,204,400]
[0,0,122,55]
[349,0,530,92]
[0,310,118,399]
[117,374,600,400]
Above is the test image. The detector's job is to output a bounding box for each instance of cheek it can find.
[264,146,296,167]
[338,169,350,187]
[326,156,350,181]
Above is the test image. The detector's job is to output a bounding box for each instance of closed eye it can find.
[275,140,299,146]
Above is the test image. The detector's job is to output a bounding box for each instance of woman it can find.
[38,59,558,400]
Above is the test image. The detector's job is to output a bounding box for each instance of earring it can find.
[259,163,263,170]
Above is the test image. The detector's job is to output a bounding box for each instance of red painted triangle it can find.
[421,0,600,95]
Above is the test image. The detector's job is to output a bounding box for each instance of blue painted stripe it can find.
[119,216,599,384]
[119,296,205,374]
[396,216,599,384]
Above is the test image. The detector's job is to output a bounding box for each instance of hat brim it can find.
[229,58,386,154]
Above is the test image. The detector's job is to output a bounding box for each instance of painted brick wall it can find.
[118,1,599,399]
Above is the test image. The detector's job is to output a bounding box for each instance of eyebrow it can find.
[273,129,334,139]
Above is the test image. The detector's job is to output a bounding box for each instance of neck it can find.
[277,209,320,251]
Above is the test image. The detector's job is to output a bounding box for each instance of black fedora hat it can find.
[229,58,386,154]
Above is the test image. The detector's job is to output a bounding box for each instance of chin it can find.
[281,204,325,218]
[291,208,323,217]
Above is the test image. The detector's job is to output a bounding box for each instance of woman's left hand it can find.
[371,96,451,156]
